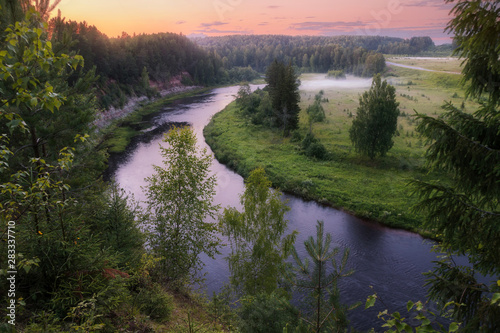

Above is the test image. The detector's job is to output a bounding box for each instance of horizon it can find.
[57,0,455,45]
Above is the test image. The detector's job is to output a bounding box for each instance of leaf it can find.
[6,119,21,133]
[407,300,414,312]
[449,322,460,332]
[365,294,377,309]
[492,293,500,305]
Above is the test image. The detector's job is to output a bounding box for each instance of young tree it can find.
[307,90,326,134]
[288,221,355,332]
[265,60,301,136]
[143,126,220,286]
[411,1,500,330]
[349,74,400,159]
[219,167,297,296]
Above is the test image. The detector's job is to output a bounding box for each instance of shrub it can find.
[301,132,317,150]
[135,283,174,322]
[290,130,303,143]
[237,293,302,333]
[306,142,327,160]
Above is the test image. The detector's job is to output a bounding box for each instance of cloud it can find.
[176,20,186,25]
[290,21,369,32]
[199,21,228,28]
[289,18,452,44]
[405,0,454,10]
[193,28,253,35]
[267,5,281,9]
[258,22,269,26]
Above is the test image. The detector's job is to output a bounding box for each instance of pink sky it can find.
[57,0,455,44]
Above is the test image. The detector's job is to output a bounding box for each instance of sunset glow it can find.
[58,0,454,43]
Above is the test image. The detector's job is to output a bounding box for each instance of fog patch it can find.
[300,74,373,91]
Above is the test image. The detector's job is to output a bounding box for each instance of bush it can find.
[306,142,327,160]
[301,132,317,150]
[237,293,302,333]
[135,283,174,322]
[301,133,327,160]
[290,130,303,143]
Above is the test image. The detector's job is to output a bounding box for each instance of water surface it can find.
[107,84,451,330]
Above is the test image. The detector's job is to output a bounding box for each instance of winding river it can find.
[105,85,459,330]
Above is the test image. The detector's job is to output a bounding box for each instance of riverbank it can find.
[100,86,209,153]
[94,85,202,130]
[204,101,432,234]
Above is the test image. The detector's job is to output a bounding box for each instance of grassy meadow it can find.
[204,58,475,235]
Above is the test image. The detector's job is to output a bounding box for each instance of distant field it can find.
[205,58,477,235]
[386,56,463,73]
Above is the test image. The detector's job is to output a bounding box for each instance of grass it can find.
[386,56,463,73]
[204,60,477,235]
[156,290,229,332]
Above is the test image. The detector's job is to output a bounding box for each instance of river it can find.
[105,85,456,330]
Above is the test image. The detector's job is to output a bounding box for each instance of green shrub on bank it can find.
[135,283,174,322]
[237,293,304,333]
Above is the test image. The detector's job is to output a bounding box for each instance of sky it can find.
[57,0,455,44]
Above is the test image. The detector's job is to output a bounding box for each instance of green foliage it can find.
[266,60,301,136]
[142,126,220,286]
[306,91,326,133]
[411,1,500,331]
[326,70,346,79]
[301,133,328,160]
[236,86,274,126]
[237,292,302,333]
[135,282,174,322]
[236,83,253,110]
[365,294,461,333]
[219,168,297,296]
[87,184,145,269]
[446,0,500,104]
[349,74,400,159]
[195,35,392,74]
[305,142,328,160]
[288,221,355,332]
[0,10,145,332]
[203,100,430,231]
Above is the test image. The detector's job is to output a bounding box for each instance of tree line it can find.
[195,34,387,76]
[47,17,260,109]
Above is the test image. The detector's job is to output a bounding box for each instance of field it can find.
[204,58,476,235]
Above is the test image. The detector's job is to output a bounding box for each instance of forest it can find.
[194,34,436,72]
[0,0,499,332]
[42,18,399,109]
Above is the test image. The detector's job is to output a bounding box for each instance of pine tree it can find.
[288,221,355,332]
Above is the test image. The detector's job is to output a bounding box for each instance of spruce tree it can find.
[265,60,301,136]
[412,1,500,330]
